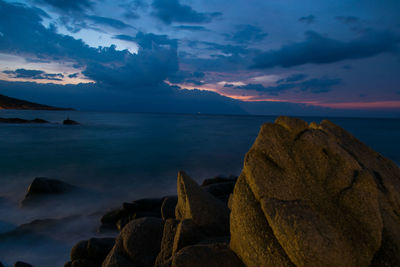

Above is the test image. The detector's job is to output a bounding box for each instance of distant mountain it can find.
[0,94,72,110]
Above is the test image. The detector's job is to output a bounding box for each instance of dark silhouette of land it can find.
[0,94,72,110]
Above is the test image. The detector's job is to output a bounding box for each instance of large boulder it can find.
[171,243,244,267]
[230,116,400,267]
[175,171,230,235]
[103,217,164,267]
[21,177,76,206]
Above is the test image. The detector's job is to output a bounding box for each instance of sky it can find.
[0,0,399,116]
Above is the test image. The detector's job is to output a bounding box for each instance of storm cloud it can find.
[252,30,400,69]
[151,0,221,24]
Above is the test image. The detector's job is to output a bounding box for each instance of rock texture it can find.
[103,217,164,267]
[175,171,230,235]
[68,238,115,266]
[230,116,400,267]
[172,243,244,267]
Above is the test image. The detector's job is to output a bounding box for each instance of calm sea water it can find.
[0,110,399,266]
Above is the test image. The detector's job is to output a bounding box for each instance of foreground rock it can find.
[21,177,77,206]
[64,238,115,267]
[172,243,244,267]
[103,217,164,267]
[0,117,48,124]
[175,171,230,236]
[230,116,400,267]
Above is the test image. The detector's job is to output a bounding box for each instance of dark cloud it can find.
[226,24,268,44]
[252,30,400,69]
[3,68,64,81]
[277,73,308,83]
[151,0,221,24]
[234,77,341,95]
[82,45,178,89]
[223,83,235,88]
[0,1,125,64]
[86,15,132,29]
[299,15,316,25]
[0,1,180,92]
[68,73,79,78]
[34,0,93,12]
[114,32,178,49]
[336,16,360,24]
[174,25,208,31]
[168,70,205,84]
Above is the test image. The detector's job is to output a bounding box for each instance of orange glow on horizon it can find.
[170,81,400,111]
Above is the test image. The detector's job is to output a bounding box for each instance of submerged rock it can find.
[230,116,400,267]
[21,177,76,206]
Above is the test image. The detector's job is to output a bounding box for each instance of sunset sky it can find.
[0,0,399,116]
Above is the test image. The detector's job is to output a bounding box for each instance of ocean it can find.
[0,110,399,267]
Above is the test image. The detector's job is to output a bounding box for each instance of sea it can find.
[0,110,399,267]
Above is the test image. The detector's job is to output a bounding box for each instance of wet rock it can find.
[171,243,244,267]
[21,177,76,206]
[230,116,400,267]
[161,196,178,220]
[175,171,230,236]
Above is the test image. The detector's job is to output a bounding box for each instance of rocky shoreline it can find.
[2,116,400,267]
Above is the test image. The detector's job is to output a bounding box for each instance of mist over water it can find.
[0,110,399,266]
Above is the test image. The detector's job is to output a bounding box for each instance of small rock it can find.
[21,177,76,206]
[14,262,33,267]
[161,196,178,220]
[63,118,79,125]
